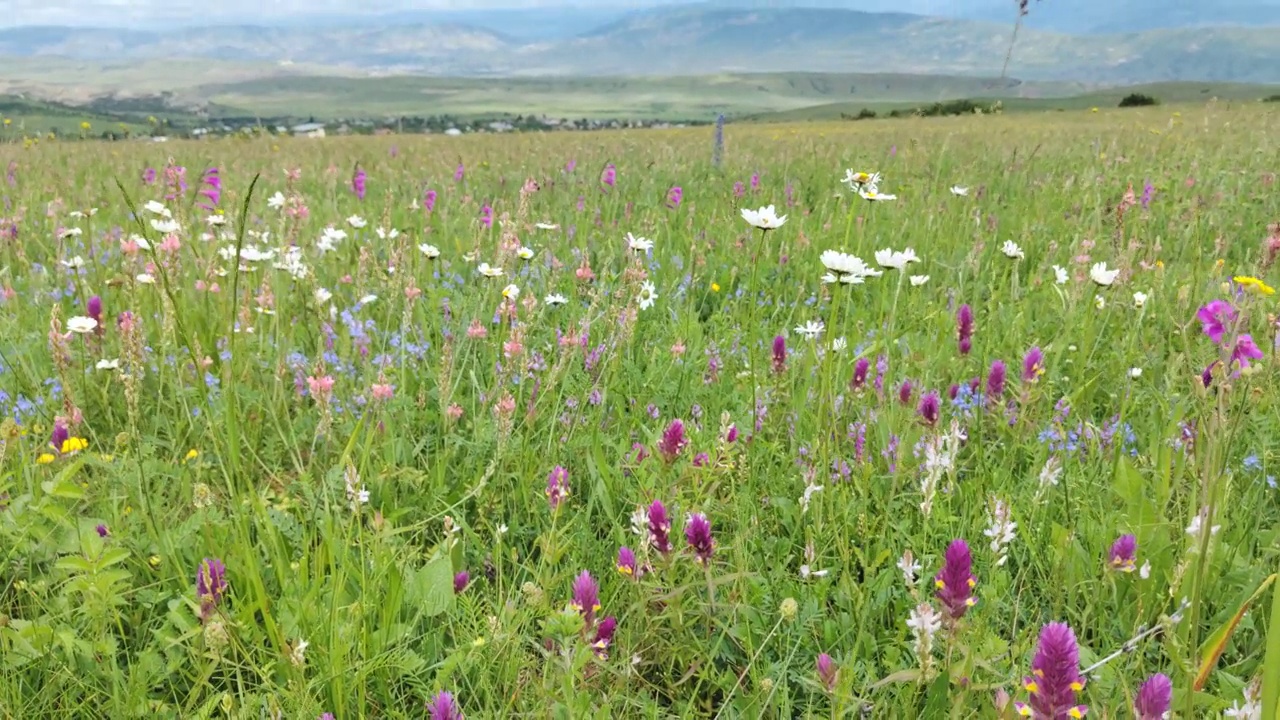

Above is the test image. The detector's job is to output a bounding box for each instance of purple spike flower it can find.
[1023,346,1044,382]
[546,465,570,510]
[196,167,221,211]
[141,167,156,185]
[196,557,228,620]
[350,165,366,200]
[454,163,465,182]
[427,691,464,720]
[733,181,744,197]
[1014,622,1087,720]
[987,360,1007,400]
[1108,534,1137,572]
[87,295,103,327]
[817,653,838,692]
[616,547,637,577]
[658,419,688,462]
[685,512,714,565]
[570,570,601,627]
[480,204,493,229]
[934,539,977,619]
[50,420,69,452]
[1202,361,1218,388]
[592,616,617,658]
[898,380,913,406]
[772,335,787,374]
[424,189,437,213]
[1140,179,1154,209]
[851,357,870,391]
[750,172,760,191]
[648,500,672,555]
[725,424,738,443]
[1133,673,1171,720]
[1196,300,1236,345]
[918,390,940,426]
[666,186,683,209]
[453,571,470,594]
[600,163,616,189]
[956,304,974,355]
[1231,334,1264,369]
[95,523,109,538]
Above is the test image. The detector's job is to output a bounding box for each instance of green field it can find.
[1,104,1279,718]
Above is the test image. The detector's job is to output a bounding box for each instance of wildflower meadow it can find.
[2,104,1280,718]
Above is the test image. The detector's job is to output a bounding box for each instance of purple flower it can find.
[197,557,228,620]
[725,424,738,443]
[50,420,69,452]
[918,391,940,426]
[454,163,465,182]
[320,714,334,720]
[658,419,688,462]
[87,295,103,326]
[772,335,787,374]
[427,691,464,720]
[546,465,570,510]
[956,304,974,355]
[666,186,683,209]
[141,167,156,185]
[1108,534,1137,572]
[601,163,616,189]
[95,523,109,538]
[570,570,601,627]
[898,380,913,406]
[1201,361,1218,388]
[733,181,744,198]
[453,571,470,594]
[350,165,366,201]
[1133,673,1172,720]
[1140,180,1154,209]
[987,360,1007,400]
[1023,346,1044,382]
[1196,300,1237,345]
[1231,334,1264,368]
[817,653,838,692]
[934,539,977,619]
[685,512,714,565]
[851,357,870,391]
[424,189,437,213]
[750,172,760,191]
[197,167,221,211]
[592,616,617,658]
[617,547,637,577]
[1015,622,1087,720]
[648,500,672,555]
[566,159,577,173]
[692,451,709,467]
[480,204,493,229]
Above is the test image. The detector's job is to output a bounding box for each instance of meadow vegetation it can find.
[1,104,1279,718]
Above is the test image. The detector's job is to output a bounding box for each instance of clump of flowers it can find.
[1132,673,1171,720]
[658,419,688,462]
[1108,534,1137,572]
[685,512,714,565]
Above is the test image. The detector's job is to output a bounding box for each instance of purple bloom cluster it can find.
[934,539,977,619]
[1015,622,1088,719]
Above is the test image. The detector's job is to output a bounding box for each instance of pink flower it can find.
[1196,300,1237,345]
[307,374,335,399]
[370,383,394,401]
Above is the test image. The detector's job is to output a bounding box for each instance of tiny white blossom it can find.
[1090,262,1120,286]
[144,200,170,217]
[544,293,568,306]
[1053,265,1069,284]
[794,320,825,339]
[637,280,658,311]
[874,247,920,270]
[741,205,787,229]
[346,215,367,229]
[627,233,654,252]
[1095,295,1106,309]
[66,316,98,334]
[950,186,969,196]
[418,243,441,259]
[501,284,520,301]
[136,273,156,284]
[267,191,285,209]
[909,275,929,286]
[477,263,504,278]
[1000,240,1025,260]
[95,358,121,370]
[516,246,534,260]
[1130,367,1143,378]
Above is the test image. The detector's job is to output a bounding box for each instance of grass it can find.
[0,104,1279,718]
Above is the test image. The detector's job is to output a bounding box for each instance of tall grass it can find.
[1,104,1279,718]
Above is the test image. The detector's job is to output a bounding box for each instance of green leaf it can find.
[410,555,456,618]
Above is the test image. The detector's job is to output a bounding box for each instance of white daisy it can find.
[794,320,825,339]
[516,246,534,260]
[314,287,333,304]
[143,200,170,217]
[477,263,504,278]
[1090,262,1120,286]
[1053,265,1069,284]
[627,233,654,252]
[741,205,787,229]
[61,256,85,269]
[136,273,156,284]
[909,275,930,286]
[267,191,285,210]
[544,293,568,306]
[841,170,881,189]
[637,280,657,310]
[418,244,440,259]
[58,227,82,239]
[535,222,559,230]
[95,358,121,370]
[66,316,98,334]
[346,215,367,229]
[858,186,897,202]
[874,247,920,270]
[150,218,180,234]
[1133,291,1148,308]
[950,186,969,196]
[501,284,520,301]
[1000,241,1025,260]
[374,227,400,240]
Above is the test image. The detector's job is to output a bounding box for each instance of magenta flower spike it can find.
[956,304,974,355]
[934,539,977,619]
[1133,673,1171,720]
[1231,334,1264,368]
[658,419,688,462]
[987,360,1007,400]
[1023,346,1044,382]
[772,335,787,374]
[616,547,637,577]
[1014,622,1088,720]
[570,570,601,627]
[918,390,940,426]
[851,357,870,391]
[196,557,228,620]
[817,653,838,692]
[350,165,366,201]
[546,466,570,510]
[648,500,672,555]
[427,691,464,720]
[453,571,470,594]
[685,512,714,565]
[1108,534,1137,572]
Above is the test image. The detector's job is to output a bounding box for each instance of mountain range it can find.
[2,2,1280,89]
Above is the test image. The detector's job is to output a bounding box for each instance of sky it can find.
[1,0,988,28]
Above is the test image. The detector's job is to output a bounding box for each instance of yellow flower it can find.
[148,555,162,568]
[80,121,91,130]
[711,283,721,293]
[2,118,9,126]
[36,453,56,464]
[1233,275,1275,295]
[185,448,199,462]
[61,437,88,454]
[1091,107,1099,113]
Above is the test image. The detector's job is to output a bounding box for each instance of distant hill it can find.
[1,5,1280,85]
